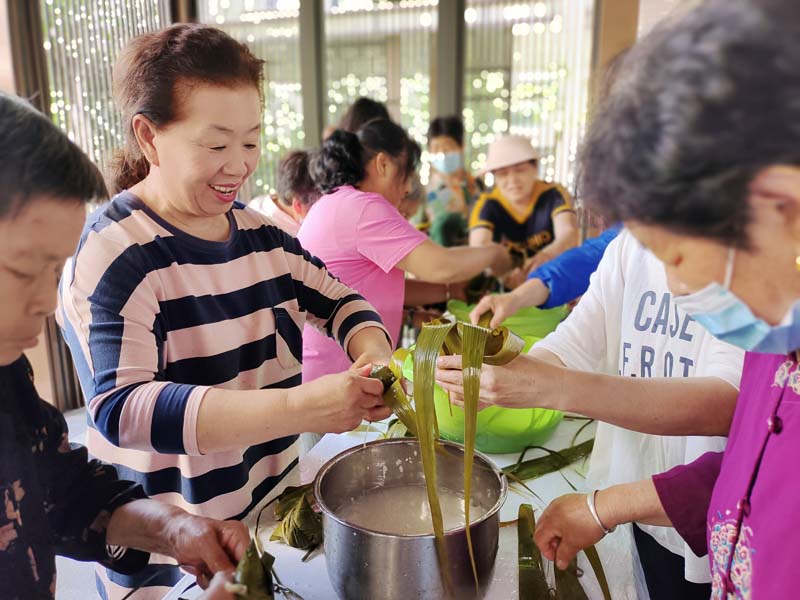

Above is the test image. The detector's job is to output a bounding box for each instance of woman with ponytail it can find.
[57,24,393,599]
[298,120,513,390]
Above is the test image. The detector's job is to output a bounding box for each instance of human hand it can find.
[196,570,236,599]
[434,353,562,410]
[470,278,551,328]
[291,365,390,433]
[163,514,249,586]
[469,292,523,329]
[534,493,609,570]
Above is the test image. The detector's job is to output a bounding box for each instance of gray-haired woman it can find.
[534,1,800,597]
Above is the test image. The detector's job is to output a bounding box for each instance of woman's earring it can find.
[795,255,800,271]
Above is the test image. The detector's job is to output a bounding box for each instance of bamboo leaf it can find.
[268,485,322,551]
[482,326,526,365]
[554,558,589,600]
[503,440,595,481]
[583,545,612,600]
[569,419,595,448]
[557,469,578,492]
[385,419,413,439]
[373,357,420,437]
[460,322,490,591]
[505,472,545,505]
[273,485,312,520]
[413,322,455,593]
[233,540,275,600]
[516,503,608,600]
[444,322,463,356]
[477,311,493,330]
[369,364,396,390]
[518,504,550,599]
[254,487,289,553]
[389,348,411,380]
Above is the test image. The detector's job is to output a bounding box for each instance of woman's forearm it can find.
[519,348,735,435]
[510,278,551,309]
[430,245,502,283]
[196,388,298,454]
[439,347,734,436]
[195,327,390,454]
[552,370,737,436]
[596,479,672,529]
[106,499,183,555]
[107,498,250,579]
[345,325,393,364]
[398,240,509,283]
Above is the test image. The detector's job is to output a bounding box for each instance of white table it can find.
[165,418,605,600]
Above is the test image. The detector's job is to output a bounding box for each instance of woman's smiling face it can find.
[143,83,262,218]
[493,161,538,204]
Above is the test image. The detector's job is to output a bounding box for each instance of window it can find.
[40,0,171,171]
[198,1,304,198]
[324,0,437,160]
[463,0,596,190]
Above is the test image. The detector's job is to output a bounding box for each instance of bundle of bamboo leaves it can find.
[374,313,608,598]
[402,315,528,593]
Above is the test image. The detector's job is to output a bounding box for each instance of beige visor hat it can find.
[479,134,541,175]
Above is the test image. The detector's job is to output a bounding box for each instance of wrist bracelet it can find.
[586,489,615,535]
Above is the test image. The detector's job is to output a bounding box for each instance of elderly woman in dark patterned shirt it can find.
[0,93,246,600]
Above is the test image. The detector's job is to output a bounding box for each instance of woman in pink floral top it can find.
[529,0,800,597]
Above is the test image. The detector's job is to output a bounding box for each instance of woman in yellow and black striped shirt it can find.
[469,135,578,286]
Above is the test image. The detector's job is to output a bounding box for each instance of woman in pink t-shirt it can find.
[298,119,513,384]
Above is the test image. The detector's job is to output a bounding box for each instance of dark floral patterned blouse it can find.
[0,355,149,599]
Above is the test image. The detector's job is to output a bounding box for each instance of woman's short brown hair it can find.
[110,24,264,194]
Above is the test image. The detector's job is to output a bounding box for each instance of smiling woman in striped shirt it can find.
[57,24,392,599]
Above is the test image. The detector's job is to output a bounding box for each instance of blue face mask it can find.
[672,248,800,354]
[430,152,463,175]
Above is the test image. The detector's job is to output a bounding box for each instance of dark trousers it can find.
[633,524,711,600]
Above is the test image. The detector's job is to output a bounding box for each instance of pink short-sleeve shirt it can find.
[297,185,427,381]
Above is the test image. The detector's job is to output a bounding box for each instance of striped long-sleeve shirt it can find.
[57,192,386,597]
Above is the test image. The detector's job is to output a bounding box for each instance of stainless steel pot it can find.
[314,438,508,600]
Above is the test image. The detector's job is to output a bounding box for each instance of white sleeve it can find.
[698,335,745,390]
[534,233,627,373]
